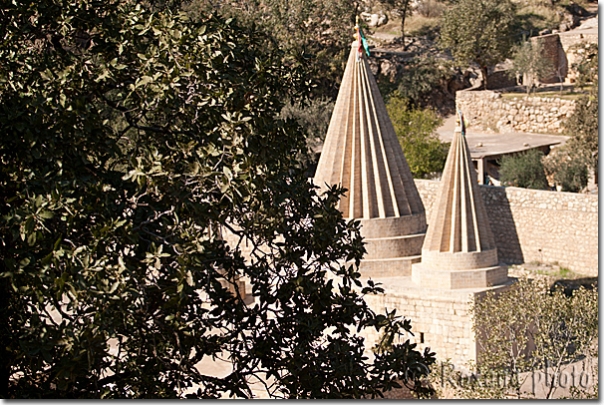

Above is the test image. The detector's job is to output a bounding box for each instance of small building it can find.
[436,116,568,185]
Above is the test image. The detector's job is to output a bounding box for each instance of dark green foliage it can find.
[280,97,335,173]
[555,157,589,192]
[395,57,455,108]
[182,0,361,99]
[386,95,448,178]
[571,43,598,89]
[565,92,598,167]
[544,43,600,192]
[281,97,335,143]
[376,55,457,114]
[543,147,589,192]
[439,0,517,89]
[0,0,436,399]
[499,149,549,189]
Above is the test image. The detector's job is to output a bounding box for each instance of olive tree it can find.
[509,40,554,96]
[439,0,517,90]
[436,278,598,399]
[382,0,415,49]
[543,43,598,191]
[0,0,435,399]
[471,278,598,399]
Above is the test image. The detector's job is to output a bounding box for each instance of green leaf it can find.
[39,210,54,219]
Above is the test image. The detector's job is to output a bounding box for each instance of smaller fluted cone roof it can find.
[422,112,497,258]
[313,41,424,221]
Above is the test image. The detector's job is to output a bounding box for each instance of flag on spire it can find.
[355,16,371,58]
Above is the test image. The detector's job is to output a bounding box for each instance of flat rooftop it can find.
[436,115,569,160]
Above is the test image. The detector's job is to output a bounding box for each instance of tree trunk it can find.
[401,9,407,51]
[480,66,489,90]
[400,3,409,50]
[525,73,535,97]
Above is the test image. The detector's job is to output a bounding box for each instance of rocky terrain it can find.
[360,1,598,116]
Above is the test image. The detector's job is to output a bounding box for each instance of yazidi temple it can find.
[313,23,512,367]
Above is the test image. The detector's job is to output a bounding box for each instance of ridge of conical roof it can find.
[313,41,424,221]
[421,111,498,269]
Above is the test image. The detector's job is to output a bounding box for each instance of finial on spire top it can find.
[456,109,466,137]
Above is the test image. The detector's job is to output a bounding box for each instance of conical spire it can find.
[412,112,507,289]
[314,37,426,277]
[314,42,424,221]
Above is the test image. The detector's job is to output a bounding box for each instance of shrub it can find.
[542,147,589,192]
[499,149,549,189]
[556,154,589,192]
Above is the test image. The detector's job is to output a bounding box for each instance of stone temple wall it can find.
[455,90,576,134]
[415,180,598,276]
[361,287,477,367]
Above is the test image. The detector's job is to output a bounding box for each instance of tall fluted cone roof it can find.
[422,113,497,264]
[313,42,424,221]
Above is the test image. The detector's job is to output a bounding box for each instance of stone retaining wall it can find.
[415,180,598,276]
[456,90,576,134]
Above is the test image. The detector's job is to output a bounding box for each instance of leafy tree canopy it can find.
[386,95,448,178]
[280,97,335,174]
[439,0,517,89]
[182,0,363,99]
[0,0,435,399]
[542,148,589,192]
[542,42,600,192]
[394,56,456,110]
